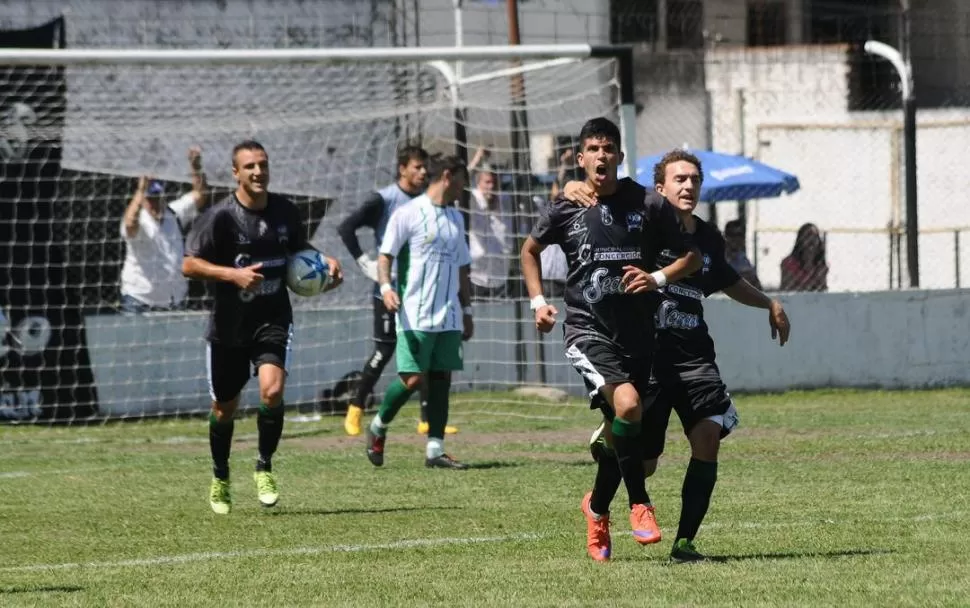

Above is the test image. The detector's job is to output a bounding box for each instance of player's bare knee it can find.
[400,373,423,392]
[611,386,641,421]
[212,398,239,421]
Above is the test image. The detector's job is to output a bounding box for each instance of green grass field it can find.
[1,388,969,607]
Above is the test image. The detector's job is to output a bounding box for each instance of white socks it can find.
[426,438,444,459]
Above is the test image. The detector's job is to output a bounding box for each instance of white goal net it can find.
[0,46,630,423]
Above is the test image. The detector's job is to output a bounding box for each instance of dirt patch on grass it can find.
[288,427,591,452]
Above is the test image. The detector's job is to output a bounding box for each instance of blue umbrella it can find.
[619,148,800,203]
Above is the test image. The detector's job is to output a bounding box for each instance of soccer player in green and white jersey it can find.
[364,154,474,469]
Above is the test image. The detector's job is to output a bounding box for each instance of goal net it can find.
[0,45,632,423]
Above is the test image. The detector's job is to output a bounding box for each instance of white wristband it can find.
[379,283,392,295]
[463,306,473,316]
[529,295,548,311]
[650,271,668,288]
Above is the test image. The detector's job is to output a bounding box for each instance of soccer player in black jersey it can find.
[568,149,791,562]
[520,118,702,561]
[183,140,343,515]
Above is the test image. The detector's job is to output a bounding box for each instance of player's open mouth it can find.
[594,165,607,177]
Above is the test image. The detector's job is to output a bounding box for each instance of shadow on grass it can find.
[700,547,893,563]
[455,461,526,471]
[0,585,83,594]
[267,505,463,517]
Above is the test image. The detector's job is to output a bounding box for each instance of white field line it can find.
[461,410,568,421]
[0,533,546,573]
[2,511,966,573]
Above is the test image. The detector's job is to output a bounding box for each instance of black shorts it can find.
[372,297,396,344]
[639,361,734,459]
[565,338,652,406]
[206,323,293,403]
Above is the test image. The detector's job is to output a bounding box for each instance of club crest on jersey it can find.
[599,205,613,226]
[626,212,642,232]
[258,220,268,237]
[702,253,711,274]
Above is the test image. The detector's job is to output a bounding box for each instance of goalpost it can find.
[0,44,635,423]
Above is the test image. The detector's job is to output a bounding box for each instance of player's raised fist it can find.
[535,304,558,333]
[234,263,264,291]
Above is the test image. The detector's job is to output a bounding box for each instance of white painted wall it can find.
[705,45,970,292]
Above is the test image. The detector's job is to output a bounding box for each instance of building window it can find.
[807,0,898,110]
[667,0,704,49]
[747,1,788,47]
[610,0,658,44]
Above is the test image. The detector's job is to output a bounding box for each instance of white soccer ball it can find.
[286,249,332,297]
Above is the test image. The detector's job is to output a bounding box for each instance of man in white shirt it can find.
[365,154,474,470]
[120,146,207,313]
[468,166,512,300]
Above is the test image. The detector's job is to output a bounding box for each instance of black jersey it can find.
[530,178,692,358]
[185,193,307,345]
[653,217,740,367]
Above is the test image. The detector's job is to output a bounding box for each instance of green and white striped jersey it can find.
[379,194,471,333]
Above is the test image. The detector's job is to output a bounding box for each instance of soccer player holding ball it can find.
[183,140,342,514]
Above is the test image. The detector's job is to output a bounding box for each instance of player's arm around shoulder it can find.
[650,190,703,282]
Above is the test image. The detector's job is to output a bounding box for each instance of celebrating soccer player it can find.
[183,140,342,515]
[567,149,791,563]
[364,154,474,470]
[520,118,702,561]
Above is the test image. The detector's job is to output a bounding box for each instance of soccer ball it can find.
[286,249,332,297]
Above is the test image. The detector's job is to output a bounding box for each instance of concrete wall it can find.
[704,44,970,292]
[84,289,970,417]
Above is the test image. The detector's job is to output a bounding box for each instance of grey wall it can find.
[82,289,970,417]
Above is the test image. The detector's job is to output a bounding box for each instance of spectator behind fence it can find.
[468,163,513,301]
[120,146,208,313]
[528,194,568,299]
[781,222,828,292]
[723,219,762,289]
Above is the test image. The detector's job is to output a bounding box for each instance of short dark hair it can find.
[652,149,704,186]
[427,154,467,182]
[724,219,744,238]
[397,145,428,169]
[577,117,621,151]
[231,139,267,167]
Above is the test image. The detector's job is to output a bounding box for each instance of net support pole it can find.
[865,39,917,288]
[506,0,533,385]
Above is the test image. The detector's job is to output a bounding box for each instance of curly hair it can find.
[652,149,704,186]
